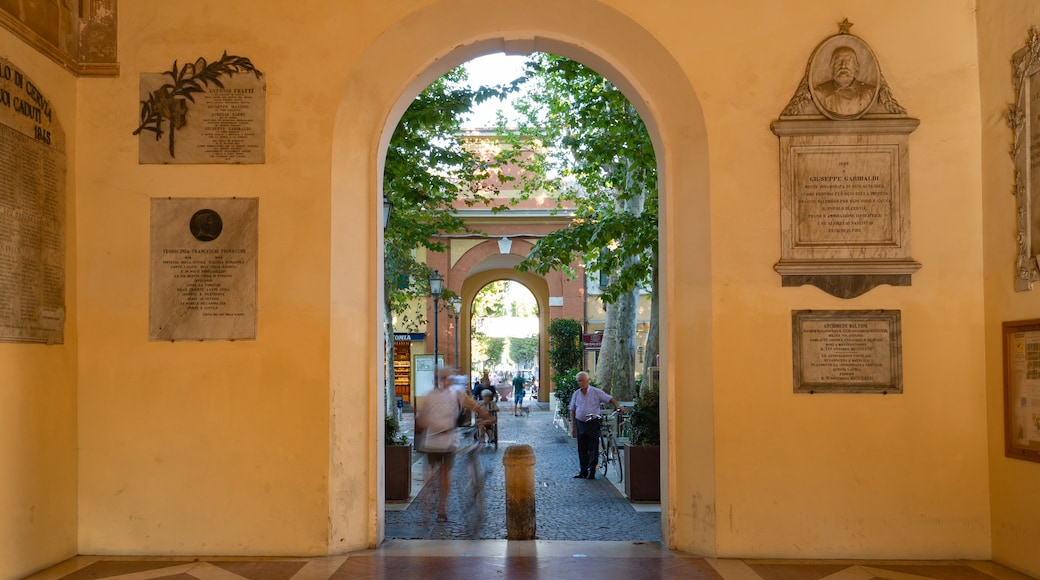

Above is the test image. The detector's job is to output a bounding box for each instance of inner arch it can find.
[329,0,712,554]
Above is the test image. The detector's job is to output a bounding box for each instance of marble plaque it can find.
[792,309,902,394]
[149,198,257,341]
[137,55,265,164]
[0,58,65,344]
[772,22,920,298]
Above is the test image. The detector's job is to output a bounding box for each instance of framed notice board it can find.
[1002,319,1040,463]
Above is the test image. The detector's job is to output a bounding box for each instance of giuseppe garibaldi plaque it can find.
[149,198,257,341]
[772,20,920,299]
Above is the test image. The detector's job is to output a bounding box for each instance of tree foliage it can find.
[496,53,659,398]
[384,68,513,314]
[496,54,658,304]
[510,336,539,368]
[548,318,583,375]
[382,67,512,409]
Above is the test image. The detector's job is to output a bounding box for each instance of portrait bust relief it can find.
[809,35,880,120]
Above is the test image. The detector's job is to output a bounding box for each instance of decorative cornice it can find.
[0,11,119,77]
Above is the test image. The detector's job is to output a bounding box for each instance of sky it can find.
[461,53,528,129]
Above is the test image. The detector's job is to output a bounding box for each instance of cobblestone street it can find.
[385,398,662,542]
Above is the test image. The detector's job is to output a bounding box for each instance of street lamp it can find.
[449,296,462,367]
[429,269,443,368]
[382,196,393,230]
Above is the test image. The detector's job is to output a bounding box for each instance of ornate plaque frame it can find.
[1007,28,1040,291]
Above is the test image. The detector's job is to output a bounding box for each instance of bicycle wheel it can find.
[610,437,623,483]
[599,434,610,478]
[463,452,486,535]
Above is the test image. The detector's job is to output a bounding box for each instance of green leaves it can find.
[548,318,583,374]
[497,54,658,304]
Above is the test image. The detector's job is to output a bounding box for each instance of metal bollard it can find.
[502,444,536,540]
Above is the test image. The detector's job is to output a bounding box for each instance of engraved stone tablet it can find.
[792,309,902,394]
[149,198,257,341]
[0,58,65,344]
[772,22,920,298]
[137,54,264,164]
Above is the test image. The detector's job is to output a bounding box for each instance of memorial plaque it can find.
[792,309,902,394]
[793,145,898,246]
[773,21,919,298]
[136,54,264,164]
[1002,319,1040,463]
[149,198,257,341]
[0,58,66,344]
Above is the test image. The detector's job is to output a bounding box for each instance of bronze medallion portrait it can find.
[190,209,223,242]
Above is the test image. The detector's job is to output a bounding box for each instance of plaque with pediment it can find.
[772,20,920,299]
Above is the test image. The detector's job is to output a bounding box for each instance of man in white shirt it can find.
[568,371,622,480]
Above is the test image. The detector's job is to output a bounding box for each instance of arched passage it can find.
[330,0,712,554]
[458,266,551,406]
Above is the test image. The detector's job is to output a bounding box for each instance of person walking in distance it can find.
[568,371,622,480]
[511,372,526,416]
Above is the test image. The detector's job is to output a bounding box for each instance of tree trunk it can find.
[610,286,638,401]
[641,249,660,386]
[597,300,617,392]
[385,299,395,415]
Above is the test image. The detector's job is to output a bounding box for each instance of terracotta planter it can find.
[385,444,413,500]
[623,444,660,502]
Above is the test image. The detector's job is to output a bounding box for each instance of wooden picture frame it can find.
[1002,319,1040,463]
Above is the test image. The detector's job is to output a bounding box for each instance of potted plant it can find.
[624,384,661,502]
[384,413,412,500]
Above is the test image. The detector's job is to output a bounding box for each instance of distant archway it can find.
[330,0,712,554]
[459,266,551,407]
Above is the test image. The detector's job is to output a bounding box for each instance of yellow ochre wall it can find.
[4,0,1040,578]
[978,1,1040,578]
[0,25,79,580]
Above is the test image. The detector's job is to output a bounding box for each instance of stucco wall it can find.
[978,1,1040,577]
[671,0,991,558]
[6,0,1031,570]
[0,25,79,580]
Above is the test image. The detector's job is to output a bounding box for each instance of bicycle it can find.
[597,410,623,483]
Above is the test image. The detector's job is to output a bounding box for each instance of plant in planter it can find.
[624,384,661,501]
[384,413,412,500]
[629,384,660,447]
[552,369,581,419]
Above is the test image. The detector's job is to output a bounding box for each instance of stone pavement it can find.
[385,396,662,541]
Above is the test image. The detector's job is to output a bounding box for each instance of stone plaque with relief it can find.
[136,54,264,164]
[149,198,257,341]
[772,20,920,298]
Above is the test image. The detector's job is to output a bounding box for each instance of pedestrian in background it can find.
[568,371,622,480]
[512,373,526,416]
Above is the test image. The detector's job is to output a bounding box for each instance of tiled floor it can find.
[23,541,1036,580]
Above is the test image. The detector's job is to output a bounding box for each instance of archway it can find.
[330,0,712,553]
[459,266,551,405]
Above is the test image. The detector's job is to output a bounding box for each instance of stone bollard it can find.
[502,444,536,540]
